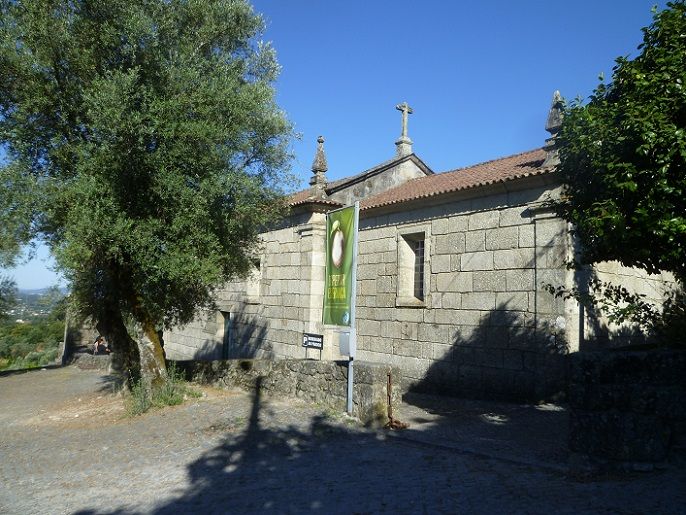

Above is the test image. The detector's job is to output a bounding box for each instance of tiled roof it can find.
[288,190,343,207]
[288,153,432,207]
[360,148,549,211]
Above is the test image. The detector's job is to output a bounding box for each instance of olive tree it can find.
[0,0,293,385]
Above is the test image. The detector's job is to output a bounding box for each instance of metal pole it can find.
[347,357,354,414]
[346,201,360,415]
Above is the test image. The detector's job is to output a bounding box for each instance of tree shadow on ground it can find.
[0,363,62,378]
[74,376,436,514]
[64,371,686,515]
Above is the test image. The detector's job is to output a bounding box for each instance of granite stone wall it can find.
[355,181,571,400]
[568,350,686,465]
[174,359,401,427]
[165,176,577,402]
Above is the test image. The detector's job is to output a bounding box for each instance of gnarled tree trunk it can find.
[96,308,141,388]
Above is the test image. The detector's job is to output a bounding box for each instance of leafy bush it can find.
[0,304,64,370]
[124,364,200,416]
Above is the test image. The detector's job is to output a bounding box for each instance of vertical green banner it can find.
[323,204,357,326]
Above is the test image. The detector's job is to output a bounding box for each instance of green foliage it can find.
[0,275,17,319]
[0,1,294,347]
[555,1,686,284]
[125,363,200,416]
[0,289,65,369]
[544,279,686,347]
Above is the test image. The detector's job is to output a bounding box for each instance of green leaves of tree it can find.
[0,0,294,330]
[556,0,686,284]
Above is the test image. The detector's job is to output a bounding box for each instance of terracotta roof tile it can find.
[360,148,549,211]
[288,188,343,207]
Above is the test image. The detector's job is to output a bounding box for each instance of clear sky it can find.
[4,0,667,289]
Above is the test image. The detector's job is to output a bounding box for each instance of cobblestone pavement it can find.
[1,366,685,514]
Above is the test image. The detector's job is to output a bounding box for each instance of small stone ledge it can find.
[68,353,112,371]
[172,358,402,427]
[568,349,686,467]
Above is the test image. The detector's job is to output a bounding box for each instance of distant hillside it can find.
[18,286,68,296]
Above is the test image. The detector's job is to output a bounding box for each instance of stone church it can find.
[164,95,672,401]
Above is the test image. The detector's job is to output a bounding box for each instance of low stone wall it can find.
[568,350,686,467]
[173,359,401,427]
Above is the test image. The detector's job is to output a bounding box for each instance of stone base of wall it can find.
[568,350,686,468]
[407,353,567,403]
[173,359,401,427]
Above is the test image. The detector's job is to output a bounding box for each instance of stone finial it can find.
[542,91,564,169]
[395,102,413,157]
[309,135,328,198]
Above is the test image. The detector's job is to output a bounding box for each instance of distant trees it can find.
[0,276,16,320]
[0,0,293,385]
[0,290,65,370]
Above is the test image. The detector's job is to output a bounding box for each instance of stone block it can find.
[493,248,534,269]
[518,224,535,248]
[432,343,453,361]
[458,365,483,391]
[395,309,423,323]
[375,294,396,309]
[465,230,486,252]
[506,269,535,291]
[485,325,511,348]
[418,323,448,343]
[435,272,473,292]
[358,319,381,336]
[432,216,467,234]
[359,279,376,296]
[539,245,567,268]
[496,291,529,311]
[394,339,422,357]
[536,219,566,247]
[461,292,496,310]
[503,349,524,370]
[473,270,507,292]
[469,210,499,230]
[400,321,419,339]
[437,292,461,309]
[376,275,394,293]
[485,227,519,250]
[461,251,494,271]
[499,207,527,227]
[434,233,466,255]
[431,254,451,273]
[369,337,393,354]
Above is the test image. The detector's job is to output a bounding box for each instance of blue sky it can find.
[4,0,665,289]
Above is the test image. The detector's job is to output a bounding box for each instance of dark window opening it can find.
[412,239,425,300]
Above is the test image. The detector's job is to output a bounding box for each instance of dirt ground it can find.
[1,366,685,514]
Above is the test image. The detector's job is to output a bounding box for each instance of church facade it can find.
[164,97,672,401]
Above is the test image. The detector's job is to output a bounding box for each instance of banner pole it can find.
[347,201,360,415]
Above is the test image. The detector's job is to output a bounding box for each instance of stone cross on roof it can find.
[395,102,413,157]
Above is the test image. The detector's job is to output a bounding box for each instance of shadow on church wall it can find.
[409,303,568,403]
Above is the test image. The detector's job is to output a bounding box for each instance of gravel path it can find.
[1,366,684,514]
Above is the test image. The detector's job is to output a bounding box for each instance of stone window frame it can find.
[396,225,431,308]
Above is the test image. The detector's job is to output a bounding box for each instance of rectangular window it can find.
[397,230,427,307]
[412,239,425,301]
